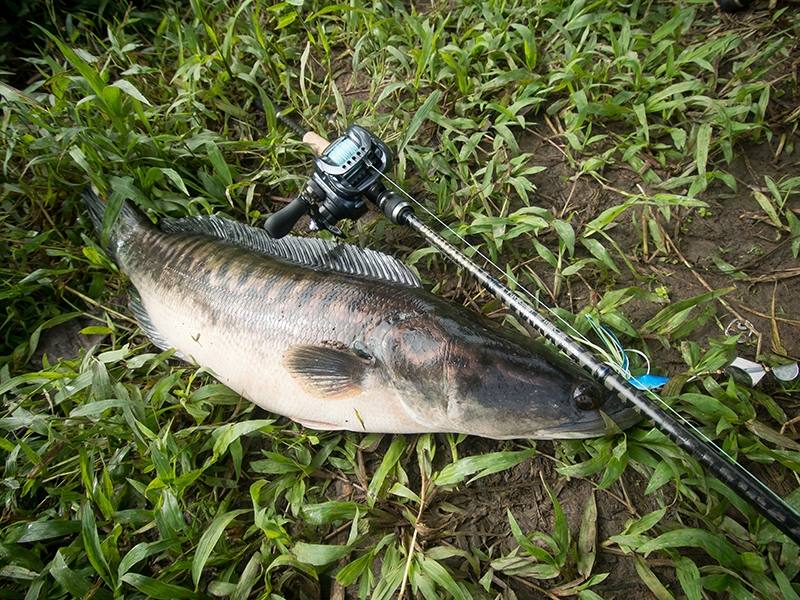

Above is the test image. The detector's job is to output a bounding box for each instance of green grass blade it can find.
[191,509,249,588]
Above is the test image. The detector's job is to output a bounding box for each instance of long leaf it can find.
[191,509,249,588]
[695,123,711,178]
[638,528,742,569]
[434,448,535,487]
[367,436,406,507]
[118,539,180,583]
[641,288,732,335]
[398,90,442,155]
[81,502,113,588]
[122,573,197,599]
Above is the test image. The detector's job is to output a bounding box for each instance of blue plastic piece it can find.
[585,315,669,391]
[629,374,670,390]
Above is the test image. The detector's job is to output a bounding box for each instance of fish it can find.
[83,189,639,439]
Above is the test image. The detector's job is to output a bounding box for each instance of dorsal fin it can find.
[160,215,421,288]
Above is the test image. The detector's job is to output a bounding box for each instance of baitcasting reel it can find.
[264,125,412,238]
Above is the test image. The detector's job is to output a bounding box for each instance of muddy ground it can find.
[518,118,800,363]
[437,449,669,599]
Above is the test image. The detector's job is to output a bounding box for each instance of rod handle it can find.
[303,132,329,156]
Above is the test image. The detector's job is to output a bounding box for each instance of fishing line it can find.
[370,165,790,499]
[370,167,608,352]
[373,166,658,375]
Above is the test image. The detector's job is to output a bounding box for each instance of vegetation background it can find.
[1,0,799,598]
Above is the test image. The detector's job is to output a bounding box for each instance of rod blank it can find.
[399,210,800,546]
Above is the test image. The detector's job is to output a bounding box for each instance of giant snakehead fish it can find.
[84,189,638,439]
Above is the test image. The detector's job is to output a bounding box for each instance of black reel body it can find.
[264,125,394,238]
[316,125,390,199]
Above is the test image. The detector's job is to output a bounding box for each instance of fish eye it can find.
[573,383,604,411]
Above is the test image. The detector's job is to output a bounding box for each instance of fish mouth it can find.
[451,386,642,440]
[541,404,642,439]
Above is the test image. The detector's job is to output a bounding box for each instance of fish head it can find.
[380,308,639,439]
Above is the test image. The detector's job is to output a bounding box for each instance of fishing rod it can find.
[264,114,800,545]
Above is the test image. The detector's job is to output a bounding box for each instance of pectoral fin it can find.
[283,344,369,399]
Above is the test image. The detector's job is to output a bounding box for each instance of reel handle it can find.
[264,194,311,238]
[263,128,328,239]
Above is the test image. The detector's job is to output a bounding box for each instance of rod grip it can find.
[264,195,310,238]
[303,131,330,155]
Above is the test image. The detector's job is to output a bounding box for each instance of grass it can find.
[1,0,799,598]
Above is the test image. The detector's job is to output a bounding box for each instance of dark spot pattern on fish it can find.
[235,260,255,287]
[217,250,242,281]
